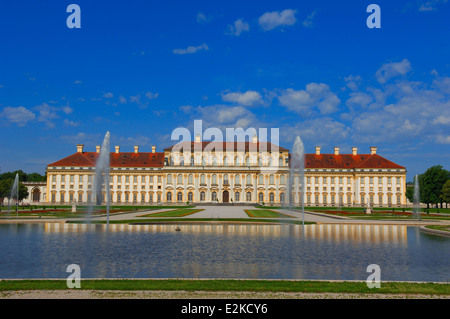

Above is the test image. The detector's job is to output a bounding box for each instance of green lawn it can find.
[244,209,294,218]
[0,279,448,295]
[137,208,204,217]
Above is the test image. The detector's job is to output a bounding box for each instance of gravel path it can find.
[1,290,448,299]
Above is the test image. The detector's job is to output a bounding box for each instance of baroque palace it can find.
[45,135,407,207]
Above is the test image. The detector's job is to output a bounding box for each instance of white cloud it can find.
[418,0,448,11]
[196,12,211,23]
[433,115,450,125]
[346,92,372,109]
[258,9,297,31]
[173,43,209,55]
[62,105,73,114]
[103,92,114,98]
[0,106,36,126]
[278,83,340,115]
[145,92,159,99]
[74,80,82,84]
[375,59,412,84]
[221,90,263,106]
[64,119,80,127]
[226,18,250,36]
[435,134,450,144]
[302,10,317,28]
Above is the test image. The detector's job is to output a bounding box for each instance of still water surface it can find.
[0,223,448,282]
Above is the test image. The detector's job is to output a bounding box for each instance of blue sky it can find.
[0,0,449,181]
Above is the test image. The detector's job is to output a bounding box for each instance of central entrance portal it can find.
[222,191,229,203]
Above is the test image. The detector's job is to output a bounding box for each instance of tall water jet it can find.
[413,174,421,221]
[9,174,19,216]
[286,136,305,225]
[90,132,111,225]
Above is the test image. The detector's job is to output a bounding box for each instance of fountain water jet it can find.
[413,174,421,221]
[286,136,305,225]
[89,132,111,225]
[8,174,19,216]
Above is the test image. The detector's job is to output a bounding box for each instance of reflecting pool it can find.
[0,223,448,282]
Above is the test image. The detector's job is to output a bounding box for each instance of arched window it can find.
[258,192,264,202]
[246,192,252,202]
[279,156,283,167]
[258,175,264,184]
[188,174,193,184]
[246,175,251,185]
[190,156,195,166]
[178,174,183,184]
[224,156,228,166]
[212,174,217,185]
[269,174,274,185]
[188,192,193,202]
[167,174,172,184]
[235,174,240,184]
[167,192,172,202]
[169,156,175,166]
[280,193,285,203]
[179,156,184,166]
[212,191,217,201]
[280,175,286,185]
[258,157,262,166]
[269,193,274,202]
[235,192,240,202]
[200,191,206,201]
[200,174,206,185]
[223,174,229,185]
[177,192,183,202]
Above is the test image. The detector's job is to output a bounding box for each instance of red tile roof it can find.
[48,150,404,170]
[47,152,165,168]
[304,153,405,169]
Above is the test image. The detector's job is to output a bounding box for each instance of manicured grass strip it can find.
[0,279,448,295]
[244,209,294,218]
[138,208,204,217]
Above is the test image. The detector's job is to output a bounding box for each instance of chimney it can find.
[96,145,101,153]
[134,145,139,153]
[352,147,358,156]
[315,146,321,155]
[334,147,340,156]
[252,135,258,143]
[370,146,377,155]
[115,145,120,154]
[77,144,84,153]
[195,134,201,143]
[152,146,156,153]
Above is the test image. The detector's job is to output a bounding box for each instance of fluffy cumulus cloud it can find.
[221,90,263,106]
[258,9,297,31]
[278,83,340,116]
[226,18,250,36]
[375,59,412,84]
[0,106,36,126]
[173,43,209,55]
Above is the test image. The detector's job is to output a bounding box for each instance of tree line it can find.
[405,165,450,209]
[0,170,46,203]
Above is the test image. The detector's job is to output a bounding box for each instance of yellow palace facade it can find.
[46,136,407,207]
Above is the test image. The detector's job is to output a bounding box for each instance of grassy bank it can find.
[0,279,448,295]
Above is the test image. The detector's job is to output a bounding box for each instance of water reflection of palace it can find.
[44,223,407,243]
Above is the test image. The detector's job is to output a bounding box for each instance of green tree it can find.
[0,178,29,204]
[419,165,450,209]
[442,180,450,208]
[405,185,414,203]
